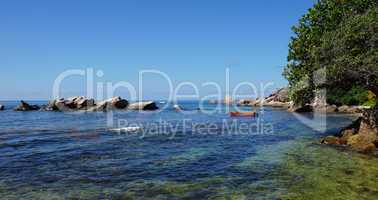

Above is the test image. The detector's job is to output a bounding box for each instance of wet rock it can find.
[0,105,4,111]
[14,100,40,111]
[128,101,158,111]
[321,136,341,145]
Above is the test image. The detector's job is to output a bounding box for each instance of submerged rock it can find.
[128,101,158,111]
[321,136,341,145]
[14,100,40,111]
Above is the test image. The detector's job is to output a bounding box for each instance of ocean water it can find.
[0,101,377,199]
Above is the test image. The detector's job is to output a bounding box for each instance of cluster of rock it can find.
[12,96,158,112]
[220,86,370,114]
[322,109,378,152]
[237,87,292,108]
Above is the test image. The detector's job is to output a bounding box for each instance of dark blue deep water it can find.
[0,101,377,199]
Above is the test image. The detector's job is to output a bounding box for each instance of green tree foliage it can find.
[283,0,378,106]
[327,85,378,107]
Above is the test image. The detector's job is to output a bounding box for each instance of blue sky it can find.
[0,0,315,100]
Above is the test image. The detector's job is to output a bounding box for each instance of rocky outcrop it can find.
[263,87,291,108]
[128,101,158,111]
[322,109,378,152]
[0,105,4,111]
[266,87,289,103]
[237,87,291,108]
[14,101,40,111]
[42,96,128,112]
[44,96,96,111]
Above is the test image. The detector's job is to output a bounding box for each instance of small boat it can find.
[230,111,257,117]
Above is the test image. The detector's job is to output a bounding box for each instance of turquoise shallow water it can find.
[0,101,377,199]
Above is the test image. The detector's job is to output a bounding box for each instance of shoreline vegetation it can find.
[280,0,378,154]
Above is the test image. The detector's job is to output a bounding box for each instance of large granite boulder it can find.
[109,96,129,109]
[14,100,40,111]
[0,105,4,111]
[128,101,158,111]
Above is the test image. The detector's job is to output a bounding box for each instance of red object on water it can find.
[230,111,257,117]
